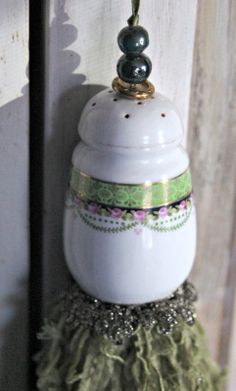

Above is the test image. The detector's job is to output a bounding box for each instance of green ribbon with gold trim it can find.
[70,167,192,209]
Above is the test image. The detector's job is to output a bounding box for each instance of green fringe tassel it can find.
[36,308,226,390]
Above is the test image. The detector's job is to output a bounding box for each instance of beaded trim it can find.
[61,281,197,344]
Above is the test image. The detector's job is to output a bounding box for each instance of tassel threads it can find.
[36,316,226,391]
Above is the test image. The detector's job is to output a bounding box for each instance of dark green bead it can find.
[117,54,152,84]
[118,26,149,54]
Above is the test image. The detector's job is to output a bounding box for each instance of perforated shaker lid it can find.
[78,88,183,150]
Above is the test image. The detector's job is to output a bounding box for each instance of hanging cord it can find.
[127,0,140,26]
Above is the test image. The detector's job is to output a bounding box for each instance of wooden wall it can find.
[0,1,29,390]
[188,2,236,389]
[0,0,235,389]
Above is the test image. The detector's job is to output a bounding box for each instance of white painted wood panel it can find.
[43,0,197,309]
[228,283,236,391]
[0,1,29,389]
[187,1,236,389]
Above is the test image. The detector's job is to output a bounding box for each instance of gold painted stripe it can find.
[76,167,190,187]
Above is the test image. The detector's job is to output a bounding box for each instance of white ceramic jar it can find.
[64,88,196,304]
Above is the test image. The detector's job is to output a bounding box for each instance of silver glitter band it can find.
[60,281,197,345]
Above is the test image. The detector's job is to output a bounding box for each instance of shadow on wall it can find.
[0,1,106,389]
[0,279,28,391]
[43,0,106,306]
[0,70,28,389]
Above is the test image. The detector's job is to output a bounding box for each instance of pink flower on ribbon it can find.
[133,210,146,221]
[74,195,81,206]
[88,202,99,214]
[134,228,143,235]
[110,208,123,219]
[179,200,186,209]
[159,207,168,218]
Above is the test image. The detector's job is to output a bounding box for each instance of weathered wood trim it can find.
[188,0,236,376]
[0,1,29,389]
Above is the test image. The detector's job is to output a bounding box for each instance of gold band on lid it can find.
[112,77,155,100]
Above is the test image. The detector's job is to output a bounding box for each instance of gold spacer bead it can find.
[112,77,155,100]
